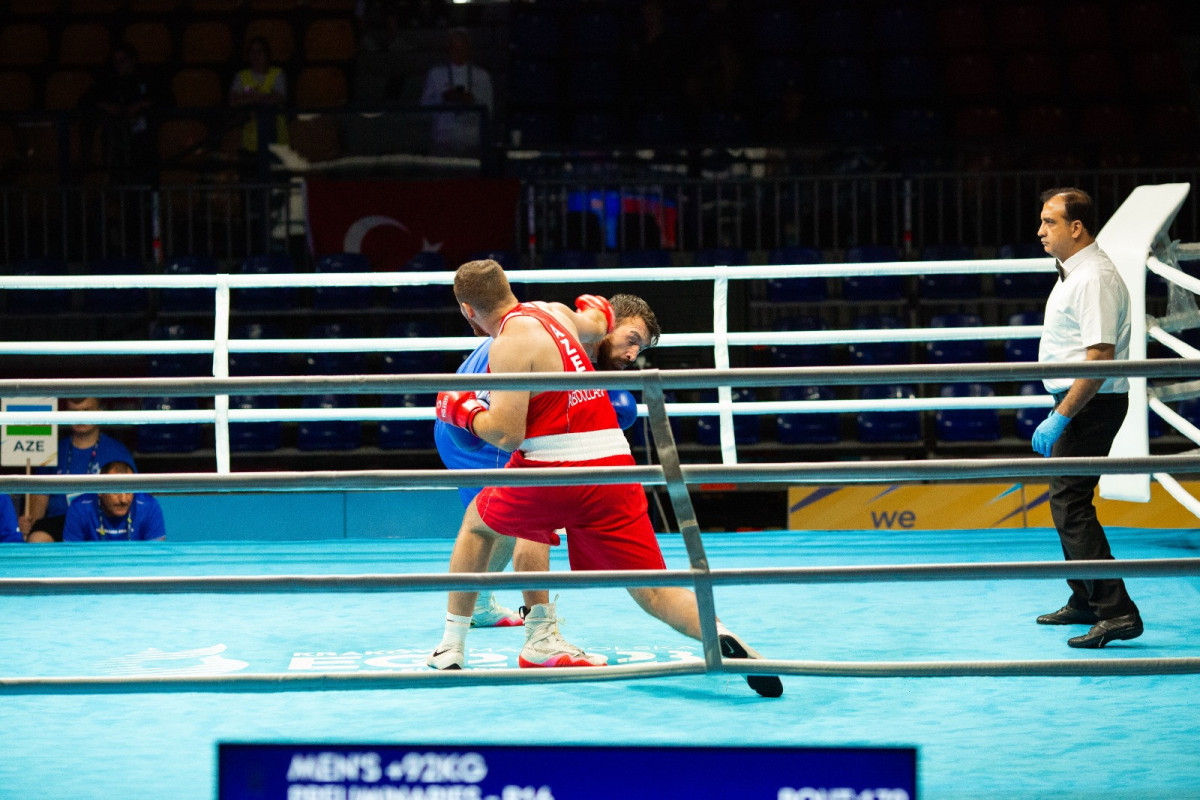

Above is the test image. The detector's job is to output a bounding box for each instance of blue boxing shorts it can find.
[435,338,511,507]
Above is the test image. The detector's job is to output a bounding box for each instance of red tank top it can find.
[494,303,620,441]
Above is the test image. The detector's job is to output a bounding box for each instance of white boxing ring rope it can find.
[4,364,1200,693]
[3,182,1200,691]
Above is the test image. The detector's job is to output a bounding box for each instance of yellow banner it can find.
[787,482,1200,530]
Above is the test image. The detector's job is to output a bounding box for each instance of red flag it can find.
[305,178,520,270]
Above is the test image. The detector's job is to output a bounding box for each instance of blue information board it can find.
[219,743,916,799]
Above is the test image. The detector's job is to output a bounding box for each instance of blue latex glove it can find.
[608,390,638,430]
[1032,410,1070,457]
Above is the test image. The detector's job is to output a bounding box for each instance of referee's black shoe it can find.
[1036,605,1099,625]
[1067,614,1144,648]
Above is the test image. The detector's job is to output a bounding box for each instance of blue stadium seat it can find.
[88,257,148,313]
[1004,311,1043,362]
[823,106,879,144]
[848,314,909,365]
[297,394,361,451]
[873,4,929,51]
[235,253,296,311]
[752,56,803,101]
[508,111,562,147]
[926,313,986,363]
[6,258,70,314]
[627,390,681,448]
[229,322,289,377]
[160,254,217,312]
[468,250,520,270]
[996,242,1055,299]
[136,396,202,453]
[698,111,752,145]
[935,383,1000,441]
[918,244,980,299]
[306,322,367,375]
[510,12,562,58]
[542,250,597,270]
[383,321,443,374]
[387,251,450,308]
[377,393,435,450]
[776,385,840,444]
[694,247,749,267]
[570,111,624,148]
[569,58,622,107]
[618,249,672,268]
[570,9,621,56]
[633,110,688,146]
[228,394,282,452]
[313,252,372,310]
[812,5,868,52]
[1014,382,1046,439]
[148,322,210,377]
[856,384,922,442]
[510,59,560,107]
[767,246,826,303]
[816,56,873,102]
[769,316,834,368]
[755,7,802,53]
[696,388,760,446]
[891,106,942,140]
[843,246,904,301]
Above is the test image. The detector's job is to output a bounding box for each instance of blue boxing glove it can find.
[608,390,638,430]
[1032,410,1070,457]
[445,424,486,452]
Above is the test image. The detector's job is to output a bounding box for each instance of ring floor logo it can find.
[98,644,250,676]
[96,645,702,675]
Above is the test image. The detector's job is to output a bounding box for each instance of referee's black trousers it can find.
[1048,392,1139,620]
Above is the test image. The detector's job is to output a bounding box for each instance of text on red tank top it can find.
[494,304,618,438]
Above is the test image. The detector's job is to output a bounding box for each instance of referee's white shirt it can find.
[1038,241,1131,394]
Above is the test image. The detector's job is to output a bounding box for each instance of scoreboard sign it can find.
[1,397,57,468]
[218,743,917,799]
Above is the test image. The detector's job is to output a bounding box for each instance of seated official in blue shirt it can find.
[63,461,165,542]
[22,397,137,543]
[1,495,23,543]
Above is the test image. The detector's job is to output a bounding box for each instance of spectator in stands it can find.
[20,398,137,544]
[419,27,494,157]
[81,43,168,186]
[229,35,289,180]
[625,0,689,112]
[1,495,22,543]
[63,461,165,542]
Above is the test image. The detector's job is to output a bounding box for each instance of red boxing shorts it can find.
[473,452,666,571]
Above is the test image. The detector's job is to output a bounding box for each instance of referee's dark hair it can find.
[1041,187,1097,235]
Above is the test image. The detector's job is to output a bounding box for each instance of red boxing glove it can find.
[436,391,486,434]
[575,294,615,334]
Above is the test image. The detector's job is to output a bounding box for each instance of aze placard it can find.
[1,397,58,468]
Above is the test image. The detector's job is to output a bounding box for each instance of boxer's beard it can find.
[595,338,626,371]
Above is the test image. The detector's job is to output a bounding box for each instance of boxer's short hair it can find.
[454,259,512,313]
[611,294,660,348]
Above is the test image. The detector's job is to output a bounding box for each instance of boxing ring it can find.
[3,183,1200,798]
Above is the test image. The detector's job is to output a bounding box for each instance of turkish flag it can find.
[305,178,521,270]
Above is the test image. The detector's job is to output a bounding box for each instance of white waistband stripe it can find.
[520,428,631,462]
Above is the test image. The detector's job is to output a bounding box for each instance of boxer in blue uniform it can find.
[434,293,656,627]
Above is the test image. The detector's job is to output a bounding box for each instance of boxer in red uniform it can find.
[429,259,782,698]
